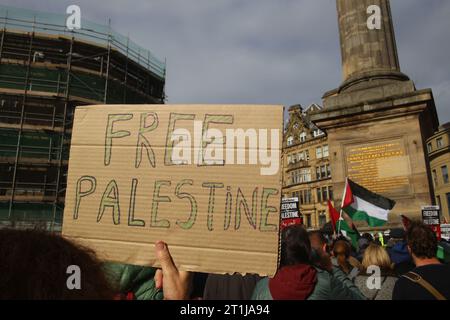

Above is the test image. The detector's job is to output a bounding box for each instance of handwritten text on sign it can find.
[63,105,283,275]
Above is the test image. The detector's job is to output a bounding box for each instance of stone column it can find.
[336,0,409,92]
[310,0,439,228]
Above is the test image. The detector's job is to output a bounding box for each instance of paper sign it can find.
[62,104,283,276]
[422,206,441,240]
[281,197,302,229]
[441,224,450,241]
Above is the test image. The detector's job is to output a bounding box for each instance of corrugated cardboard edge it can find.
[63,234,278,277]
[63,104,284,278]
[275,106,286,275]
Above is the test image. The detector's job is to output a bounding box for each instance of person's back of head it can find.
[390,228,406,241]
[308,230,327,252]
[361,244,393,273]
[406,221,438,260]
[332,239,355,274]
[0,229,115,299]
[280,225,311,267]
[333,240,350,259]
[362,233,374,243]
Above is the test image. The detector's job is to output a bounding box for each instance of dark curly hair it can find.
[280,224,311,267]
[406,221,438,259]
[0,229,116,300]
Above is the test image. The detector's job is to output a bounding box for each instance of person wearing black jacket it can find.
[393,221,450,300]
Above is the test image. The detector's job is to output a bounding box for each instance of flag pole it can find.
[337,177,348,235]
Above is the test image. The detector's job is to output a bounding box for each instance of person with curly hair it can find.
[393,221,450,300]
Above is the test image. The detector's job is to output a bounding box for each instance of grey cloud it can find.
[1,0,449,123]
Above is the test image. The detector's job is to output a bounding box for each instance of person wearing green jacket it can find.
[104,263,163,300]
[104,241,193,300]
[308,230,366,300]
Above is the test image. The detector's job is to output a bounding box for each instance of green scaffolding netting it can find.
[0,201,63,223]
[0,128,69,160]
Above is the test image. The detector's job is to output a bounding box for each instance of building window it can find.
[305,214,312,228]
[316,188,322,203]
[321,166,326,179]
[316,165,331,180]
[313,129,324,138]
[323,145,329,157]
[291,169,311,184]
[294,171,300,184]
[304,189,312,204]
[291,153,297,163]
[433,170,438,187]
[318,212,327,227]
[291,171,296,184]
[447,193,450,218]
[427,143,433,153]
[287,155,292,165]
[322,187,328,202]
[442,166,449,184]
[328,186,333,201]
[287,136,294,146]
[300,132,307,143]
[294,191,301,203]
[295,151,308,162]
[316,147,322,159]
[437,138,444,148]
[301,168,311,182]
[437,195,442,209]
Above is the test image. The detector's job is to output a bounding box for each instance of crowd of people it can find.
[251,221,450,300]
[0,220,449,300]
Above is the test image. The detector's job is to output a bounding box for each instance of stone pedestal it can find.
[311,0,440,227]
[312,87,438,226]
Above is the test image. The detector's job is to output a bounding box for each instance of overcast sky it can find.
[2,0,450,123]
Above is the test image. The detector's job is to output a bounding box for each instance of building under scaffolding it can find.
[0,5,166,231]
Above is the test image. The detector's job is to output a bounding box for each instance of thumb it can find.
[155,241,177,275]
[154,269,163,289]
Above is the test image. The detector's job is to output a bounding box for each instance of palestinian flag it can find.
[341,178,396,227]
[336,217,359,249]
[327,200,340,233]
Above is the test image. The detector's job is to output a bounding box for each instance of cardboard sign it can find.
[441,224,450,241]
[422,206,441,240]
[281,197,302,229]
[62,104,283,276]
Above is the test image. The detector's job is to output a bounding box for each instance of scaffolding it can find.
[0,5,166,231]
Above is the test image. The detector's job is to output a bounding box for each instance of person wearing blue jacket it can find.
[386,228,414,276]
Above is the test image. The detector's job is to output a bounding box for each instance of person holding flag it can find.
[327,199,360,250]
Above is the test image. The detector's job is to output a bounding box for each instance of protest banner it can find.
[62,104,283,276]
[441,224,450,241]
[422,205,441,240]
[280,197,302,229]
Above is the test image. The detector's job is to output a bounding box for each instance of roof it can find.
[0,5,166,78]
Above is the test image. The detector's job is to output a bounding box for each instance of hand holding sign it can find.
[154,241,193,300]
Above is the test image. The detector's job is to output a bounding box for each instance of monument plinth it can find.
[311,0,439,227]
